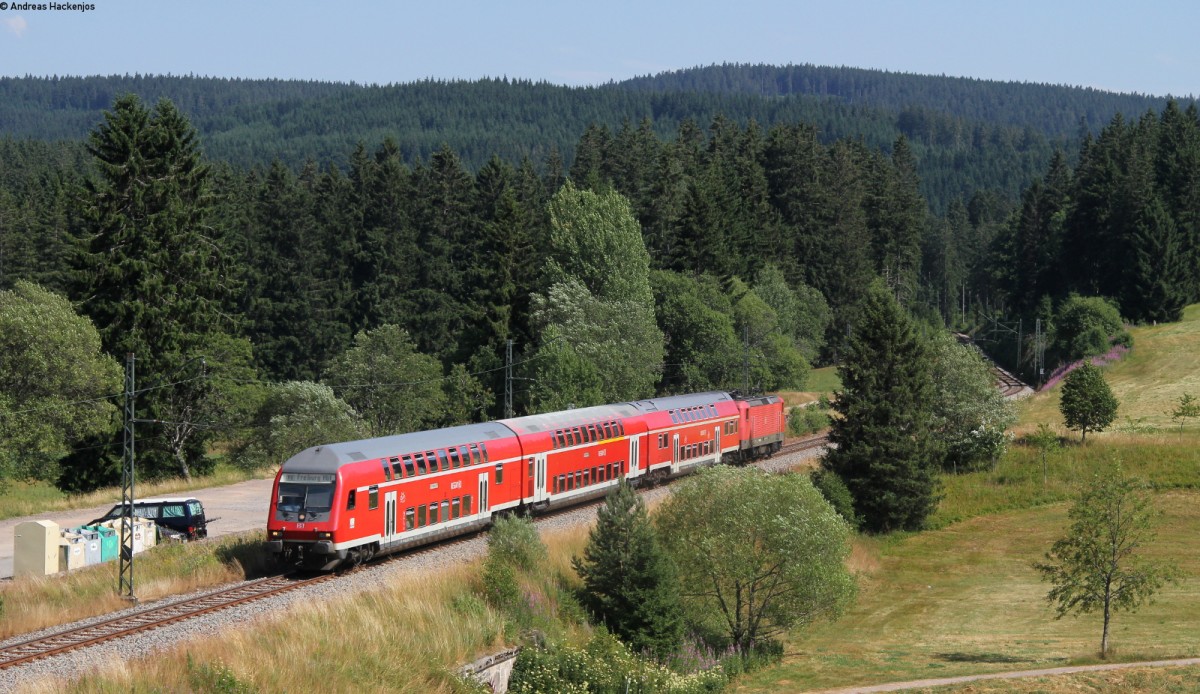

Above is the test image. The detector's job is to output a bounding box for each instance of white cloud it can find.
[5,16,29,38]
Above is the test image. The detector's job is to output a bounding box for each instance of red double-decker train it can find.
[265,391,784,570]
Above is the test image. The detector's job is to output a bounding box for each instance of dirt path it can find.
[0,478,274,579]
[805,657,1200,692]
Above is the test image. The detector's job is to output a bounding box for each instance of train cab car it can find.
[266,421,523,570]
[736,394,785,460]
[627,392,740,483]
[499,402,645,513]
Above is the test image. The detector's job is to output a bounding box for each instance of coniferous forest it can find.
[1,65,1198,490]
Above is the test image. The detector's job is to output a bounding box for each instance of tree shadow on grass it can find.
[935,652,1037,664]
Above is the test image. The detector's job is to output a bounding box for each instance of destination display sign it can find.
[280,473,336,484]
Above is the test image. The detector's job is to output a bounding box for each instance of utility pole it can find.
[1034,318,1045,388]
[742,325,750,395]
[119,353,136,603]
[504,339,514,419]
[1016,318,1023,372]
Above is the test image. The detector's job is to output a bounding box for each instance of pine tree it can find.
[1128,195,1187,323]
[821,282,941,532]
[74,95,235,480]
[572,480,683,658]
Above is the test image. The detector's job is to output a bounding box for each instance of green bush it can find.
[809,468,860,529]
[788,404,831,437]
[507,631,727,694]
[482,558,522,612]
[1050,295,1132,365]
[488,514,547,571]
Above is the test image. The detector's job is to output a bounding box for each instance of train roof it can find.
[737,394,782,407]
[499,402,640,435]
[626,391,733,413]
[280,421,517,474]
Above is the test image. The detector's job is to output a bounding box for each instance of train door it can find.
[384,491,397,543]
[672,433,680,468]
[628,435,642,478]
[477,472,490,516]
[715,427,722,460]
[533,454,548,503]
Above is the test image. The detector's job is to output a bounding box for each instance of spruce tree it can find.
[572,480,683,658]
[75,95,235,479]
[1128,195,1187,323]
[821,282,941,532]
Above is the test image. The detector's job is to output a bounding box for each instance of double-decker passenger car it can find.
[265,391,785,570]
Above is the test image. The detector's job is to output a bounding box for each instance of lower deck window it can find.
[463,495,472,514]
[451,498,461,519]
[417,505,427,527]
[429,503,439,524]
[440,501,449,521]
[404,507,414,531]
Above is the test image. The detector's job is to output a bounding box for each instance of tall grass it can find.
[28,529,598,692]
[0,531,271,640]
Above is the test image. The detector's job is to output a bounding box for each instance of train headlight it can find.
[269,529,282,539]
[317,531,332,540]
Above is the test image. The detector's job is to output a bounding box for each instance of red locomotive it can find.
[265,391,784,570]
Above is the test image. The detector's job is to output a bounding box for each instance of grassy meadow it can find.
[780,365,841,408]
[1017,304,1200,436]
[732,306,1200,692]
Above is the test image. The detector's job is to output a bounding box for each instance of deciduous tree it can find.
[656,466,856,657]
[1059,362,1119,443]
[0,282,121,484]
[323,325,446,436]
[928,332,1017,473]
[1034,465,1180,658]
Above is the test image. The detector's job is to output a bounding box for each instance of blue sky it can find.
[1,0,1196,97]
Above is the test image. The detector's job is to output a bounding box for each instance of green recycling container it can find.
[92,525,118,562]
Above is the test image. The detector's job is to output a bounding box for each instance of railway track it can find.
[994,365,1030,398]
[0,573,333,671]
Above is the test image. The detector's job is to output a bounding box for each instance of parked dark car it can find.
[90,497,208,540]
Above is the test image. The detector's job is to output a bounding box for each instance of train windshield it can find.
[276,482,335,521]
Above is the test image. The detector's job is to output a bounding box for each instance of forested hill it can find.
[613,63,1182,139]
[0,68,1189,208]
